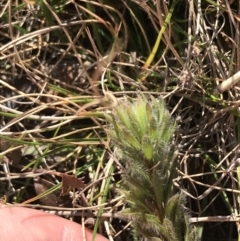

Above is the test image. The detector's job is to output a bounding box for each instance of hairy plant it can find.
[106,95,198,241]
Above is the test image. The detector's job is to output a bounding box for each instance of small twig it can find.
[190,215,240,223]
[215,71,240,93]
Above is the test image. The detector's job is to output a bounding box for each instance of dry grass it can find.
[1,0,240,240]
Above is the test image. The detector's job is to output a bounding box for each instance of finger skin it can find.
[0,206,109,241]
